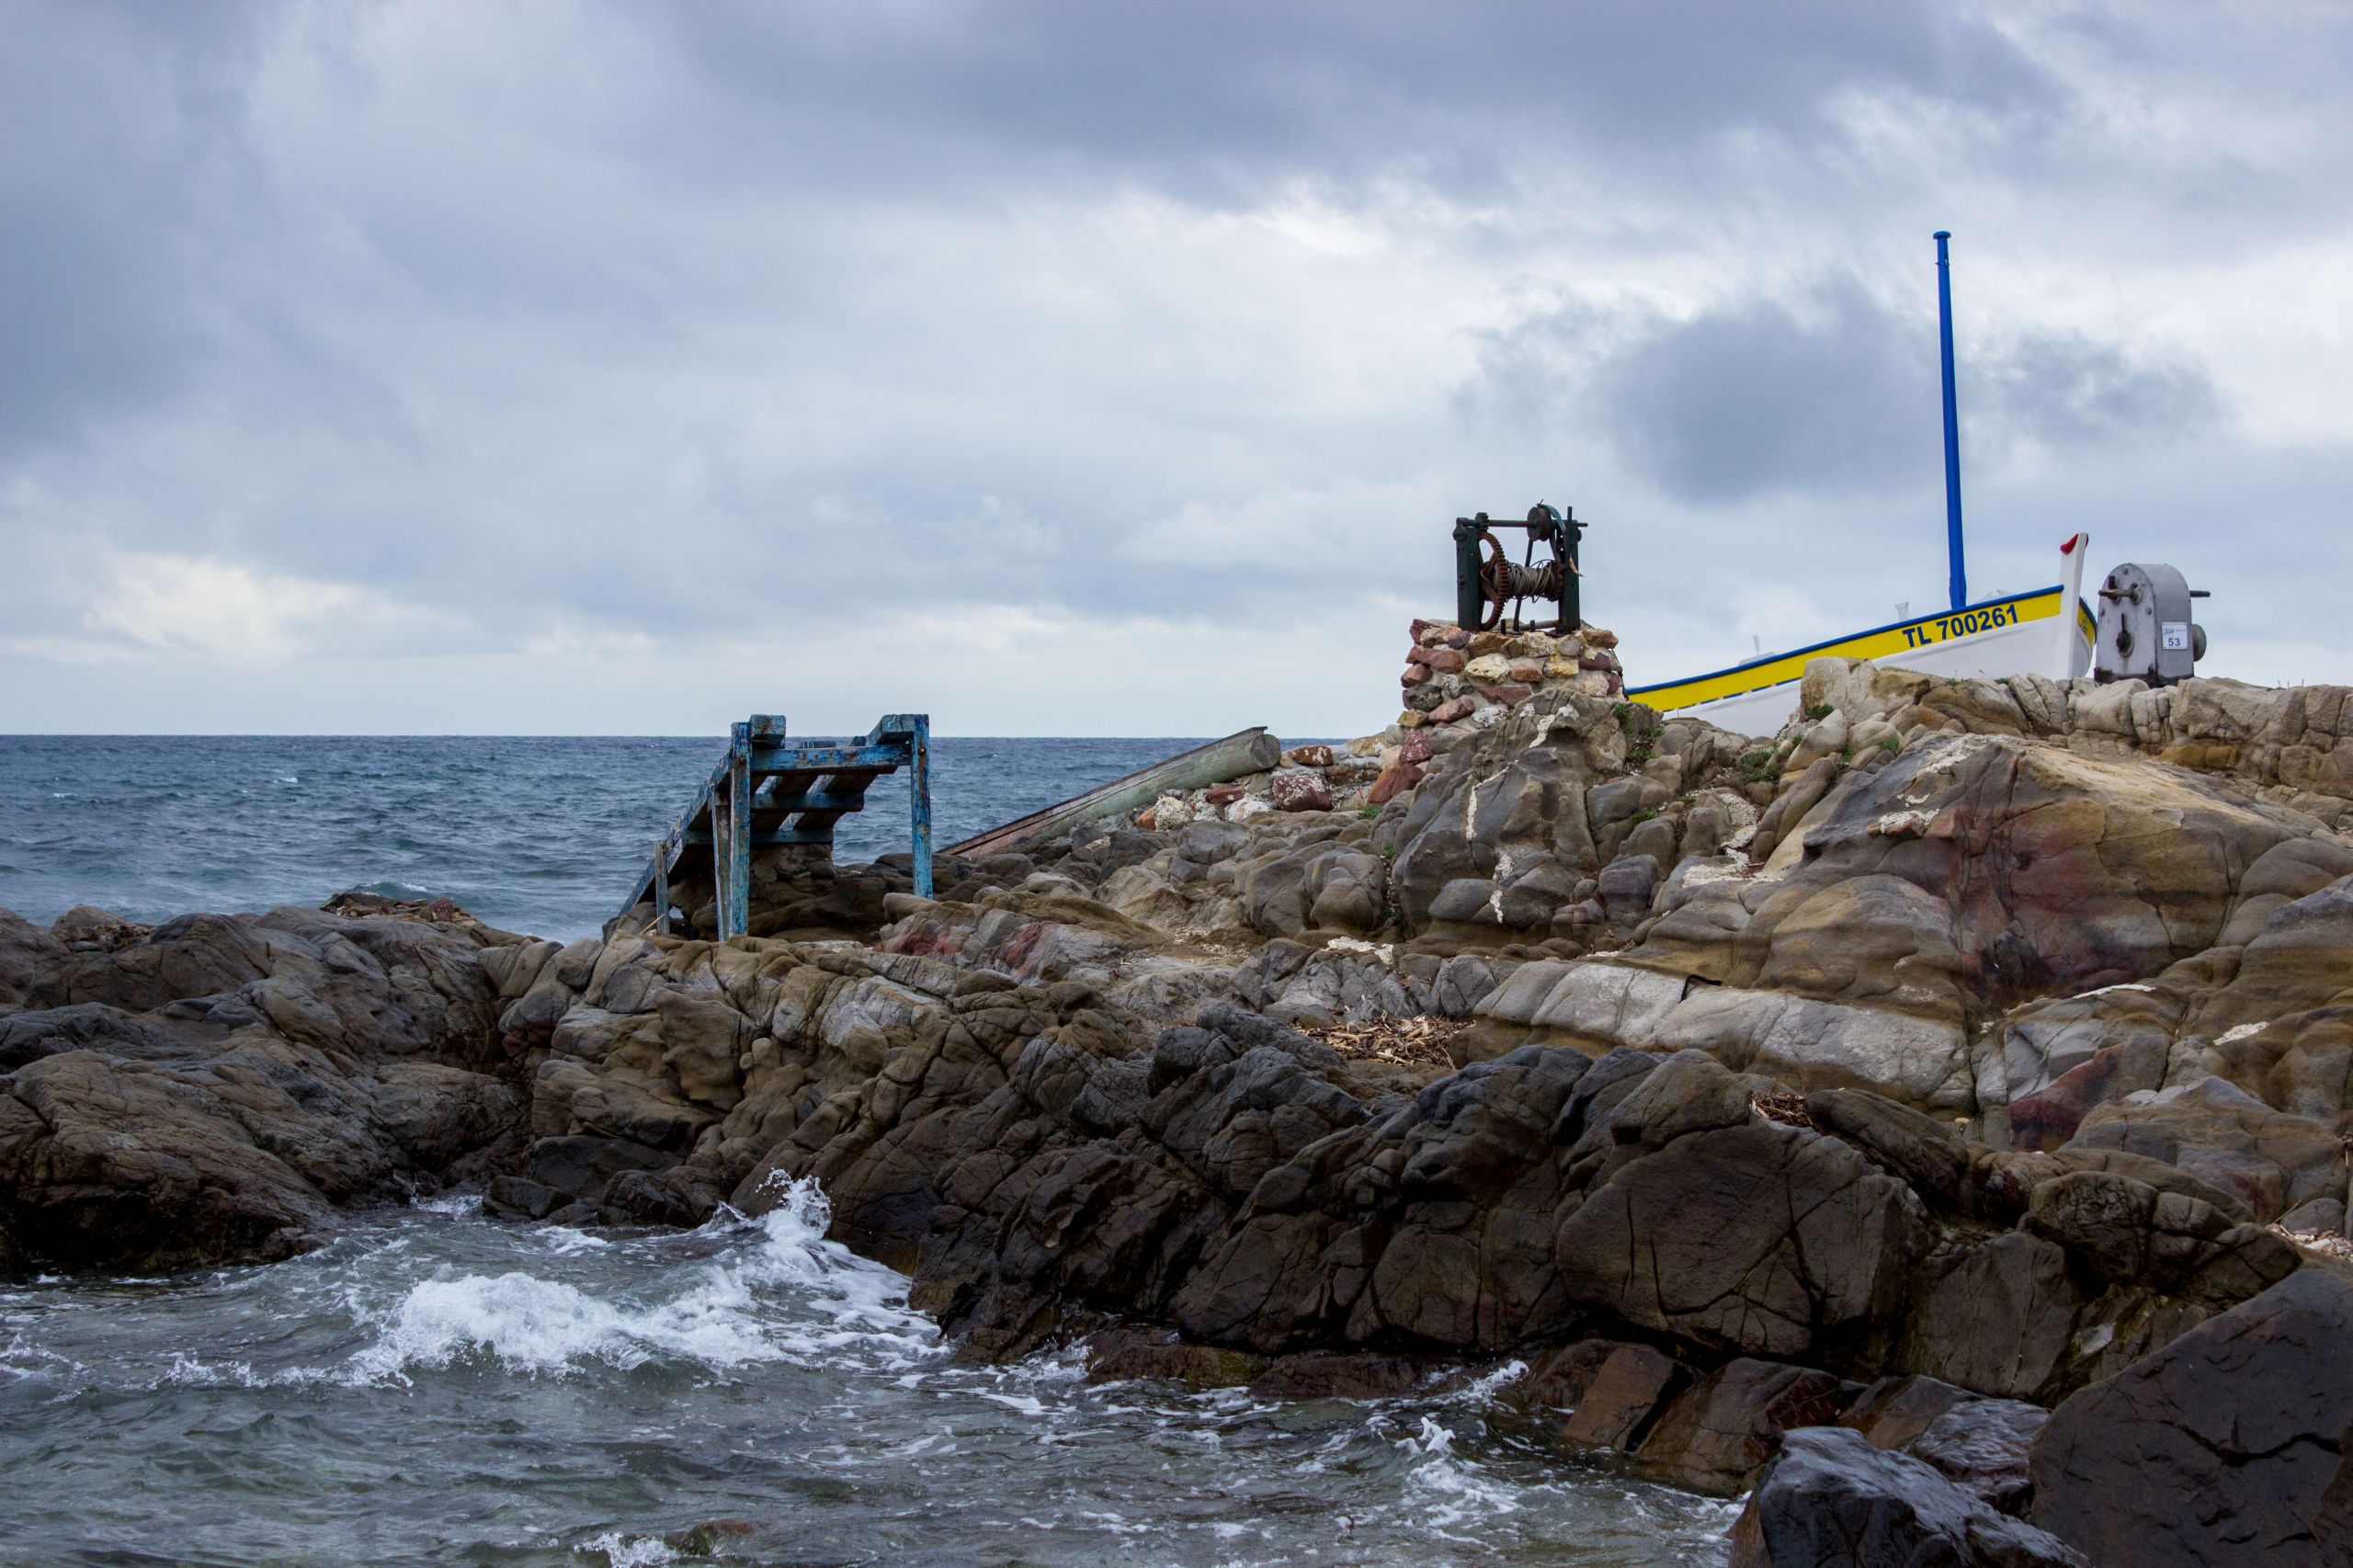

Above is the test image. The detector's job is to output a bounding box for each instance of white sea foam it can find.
[1383,1412,1527,1539]
[348,1268,779,1380]
[580,1531,677,1566]
[980,1391,1050,1415]
[344,1177,937,1384]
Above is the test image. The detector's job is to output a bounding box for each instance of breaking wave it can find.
[347,1177,936,1384]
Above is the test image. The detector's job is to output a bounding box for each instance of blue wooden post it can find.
[1935,230,1967,614]
[726,721,752,939]
[909,714,933,898]
[708,790,731,938]
[613,710,935,934]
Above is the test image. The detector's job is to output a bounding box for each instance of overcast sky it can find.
[3,0,2346,737]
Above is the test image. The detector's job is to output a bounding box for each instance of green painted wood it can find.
[947,727,1281,858]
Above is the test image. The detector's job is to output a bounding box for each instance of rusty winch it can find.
[1452,503,1584,632]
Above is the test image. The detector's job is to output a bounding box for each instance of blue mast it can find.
[1935,230,1966,612]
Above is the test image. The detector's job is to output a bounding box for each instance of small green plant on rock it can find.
[1802,702,1834,722]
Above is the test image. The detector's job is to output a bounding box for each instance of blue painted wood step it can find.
[615,713,931,939]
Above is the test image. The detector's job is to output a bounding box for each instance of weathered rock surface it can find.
[1731,1427,2087,1568]
[324,900,2308,1415]
[0,903,529,1272]
[2029,1267,2353,1567]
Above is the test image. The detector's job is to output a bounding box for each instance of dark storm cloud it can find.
[1987,331,2220,449]
[637,0,2061,202]
[0,0,280,456]
[1474,278,2225,505]
[1591,281,1933,502]
[4,0,2350,729]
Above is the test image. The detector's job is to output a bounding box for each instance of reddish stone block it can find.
[1368,760,1423,804]
[1271,771,1334,812]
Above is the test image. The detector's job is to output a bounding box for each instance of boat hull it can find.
[1628,586,2096,738]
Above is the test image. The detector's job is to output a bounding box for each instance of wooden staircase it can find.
[617,713,931,939]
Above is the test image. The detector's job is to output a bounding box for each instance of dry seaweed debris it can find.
[1750,1090,1814,1129]
[1302,1016,1465,1068]
[321,890,483,929]
[2271,1224,2353,1265]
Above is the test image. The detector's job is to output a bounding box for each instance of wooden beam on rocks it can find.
[946,727,1283,859]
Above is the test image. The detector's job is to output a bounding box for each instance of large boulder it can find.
[1632,1357,1857,1494]
[0,904,529,1274]
[2029,1267,2353,1567]
[1552,1115,1935,1359]
[1731,1426,2087,1567]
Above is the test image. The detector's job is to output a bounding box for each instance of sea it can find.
[0,736,1736,1566]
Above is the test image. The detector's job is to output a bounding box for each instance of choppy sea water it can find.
[0,1183,1734,1567]
[0,737,1735,1565]
[0,735,1215,941]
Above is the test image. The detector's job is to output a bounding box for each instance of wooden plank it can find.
[709,787,732,939]
[744,790,870,815]
[683,825,839,848]
[746,744,903,773]
[652,839,672,933]
[908,713,932,896]
[946,728,1282,858]
[726,722,752,940]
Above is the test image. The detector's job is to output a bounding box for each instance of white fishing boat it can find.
[1620,233,2127,737]
[1626,534,2097,737]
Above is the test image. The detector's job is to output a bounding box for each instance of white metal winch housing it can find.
[2094,562,2207,686]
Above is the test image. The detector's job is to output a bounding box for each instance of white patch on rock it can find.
[1677,854,1752,889]
[1324,936,1396,963]
[1870,810,1938,838]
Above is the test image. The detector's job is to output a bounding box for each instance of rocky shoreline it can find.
[5,624,2350,1565]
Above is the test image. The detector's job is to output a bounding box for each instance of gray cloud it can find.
[0,0,2347,732]
[0,1,281,455]
[1592,281,1935,502]
[1987,331,2221,449]
[644,1,2061,202]
[1474,278,2224,506]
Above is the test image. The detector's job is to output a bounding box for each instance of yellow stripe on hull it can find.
[1628,587,2091,712]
